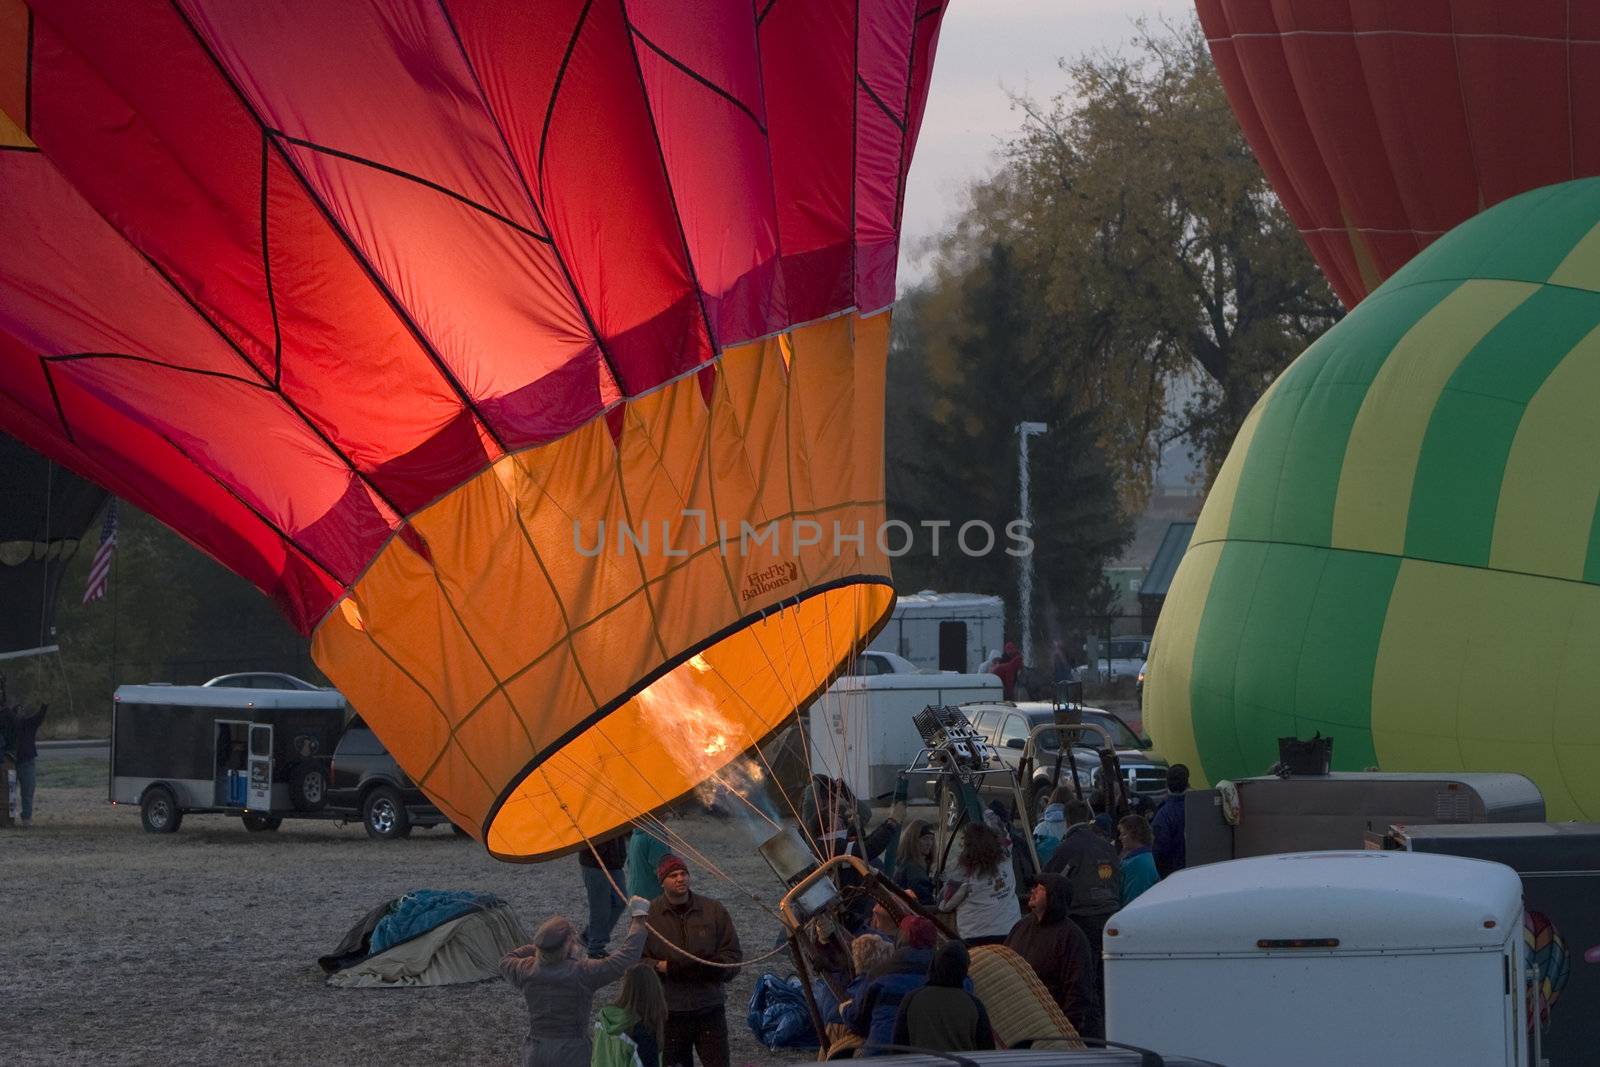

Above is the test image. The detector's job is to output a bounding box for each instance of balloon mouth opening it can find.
[483,576,895,861]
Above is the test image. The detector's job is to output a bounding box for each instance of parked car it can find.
[1073,635,1150,684]
[326,715,455,839]
[958,700,1169,818]
[843,650,921,676]
[202,671,328,691]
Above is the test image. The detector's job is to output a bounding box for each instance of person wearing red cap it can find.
[642,855,742,1067]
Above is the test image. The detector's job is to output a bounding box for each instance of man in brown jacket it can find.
[643,855,742,1067]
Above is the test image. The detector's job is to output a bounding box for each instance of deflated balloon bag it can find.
[746,973,818,1050]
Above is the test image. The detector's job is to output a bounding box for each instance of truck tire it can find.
[289,761,328,812]
[141,785,183,834]
[241,813,282,832]
[363,785,412,840]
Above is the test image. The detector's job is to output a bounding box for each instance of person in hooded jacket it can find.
[1004,873,1095,1038]
[1041,798,1120,1038]
[845,916,938,1053]
[1151,764,1189,878]
[1032,786,1075,864]
[500,895,651,1067]
[891,940,994,1053]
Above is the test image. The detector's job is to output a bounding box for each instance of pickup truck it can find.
[959,700,1169,819]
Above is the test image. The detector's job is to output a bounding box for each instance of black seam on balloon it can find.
[892,11,922,231]
[857,73,905,134]
[627,21,768,135]
[538,0,595,197]
[1185,533,1600,594]
[43,350,271,388]
[167,1,511,464]
[916,4,943,22]
[0,143,39,152]
[435,0,627,396]
[267,128,551,244]
[851,0,860,309]
[260,130,283,388]
[481,572,896,862]
[619,0,721,357]
[351,620,500,801]
[749,0,790,326]
[37,360,71,444]
[756,0,779,28]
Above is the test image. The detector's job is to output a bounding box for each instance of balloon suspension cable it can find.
[537,767,793,969]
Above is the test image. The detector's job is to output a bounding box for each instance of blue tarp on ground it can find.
[370,890,499,954]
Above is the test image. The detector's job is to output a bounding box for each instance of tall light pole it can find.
[1016,421,1048,669]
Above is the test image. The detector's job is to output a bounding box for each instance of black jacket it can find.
[1004,873,1095,1034]
[577,833,628,870]
[1042,823,1122,916]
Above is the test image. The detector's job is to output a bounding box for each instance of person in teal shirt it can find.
[1117,814,1160,905]
[626,827,670,899]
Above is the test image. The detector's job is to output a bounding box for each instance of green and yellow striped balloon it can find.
[1147,178,1600,821]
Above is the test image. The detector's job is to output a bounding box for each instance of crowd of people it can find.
[503,766,1192,1064]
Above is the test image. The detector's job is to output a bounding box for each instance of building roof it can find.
[1139,521,1195,599]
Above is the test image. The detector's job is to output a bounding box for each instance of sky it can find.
[898,0,1195,287]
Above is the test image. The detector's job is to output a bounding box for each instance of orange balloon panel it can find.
[312,312,894,859]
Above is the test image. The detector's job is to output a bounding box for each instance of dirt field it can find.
[3,754,812,1066]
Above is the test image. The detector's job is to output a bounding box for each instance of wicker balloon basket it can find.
[968,944,1085,1050]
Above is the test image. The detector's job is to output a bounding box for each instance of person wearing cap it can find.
[642,855,742,1067]
[500,889,653,1067]
[1151,763,1189,878]
[845,915,952,1053]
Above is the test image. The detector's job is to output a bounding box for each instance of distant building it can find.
[1138,521,1195,633]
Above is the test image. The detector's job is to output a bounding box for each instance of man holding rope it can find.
[643,854,742,1067]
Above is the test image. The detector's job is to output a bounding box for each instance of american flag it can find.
[82,500,119,605]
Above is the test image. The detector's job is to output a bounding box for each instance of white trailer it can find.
[1105,851,1530,1067]
[807,671,1002,800]
[866,591,1004,674]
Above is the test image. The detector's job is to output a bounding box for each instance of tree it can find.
[934,17,1341,498]
[887,241,1131,663]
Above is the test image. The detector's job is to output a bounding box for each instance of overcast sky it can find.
[899,0,1194,287]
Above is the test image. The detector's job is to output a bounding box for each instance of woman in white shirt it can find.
[938,821,1020,945]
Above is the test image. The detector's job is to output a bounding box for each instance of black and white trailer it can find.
[110,683,347,833]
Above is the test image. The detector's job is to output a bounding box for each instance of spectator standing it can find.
[1118,814,1159,905]
[1032,786,1073,864]
[988,642,1023,701]
[626,826,671,899]
[500,896,651,1066]
[1004,873,1094,1037]
[642,856,742,1067]
[14,702,44,827]
[891,941,995,1053]
[893,820,937,904]
[579,833,630,957]
[938,822,1019,946]
[1151,764,1189,878]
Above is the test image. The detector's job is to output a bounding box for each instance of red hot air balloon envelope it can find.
[1197,0,1600,306]
[0,0,948,859]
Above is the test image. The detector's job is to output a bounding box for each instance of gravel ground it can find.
[3,754,813,1066]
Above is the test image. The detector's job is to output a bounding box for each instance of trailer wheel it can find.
[363,786,412,840]
[289,761,328,812]
[141,786,183,834]
[241,813,282,832]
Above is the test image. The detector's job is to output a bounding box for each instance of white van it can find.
[1105,851,1530,1067]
